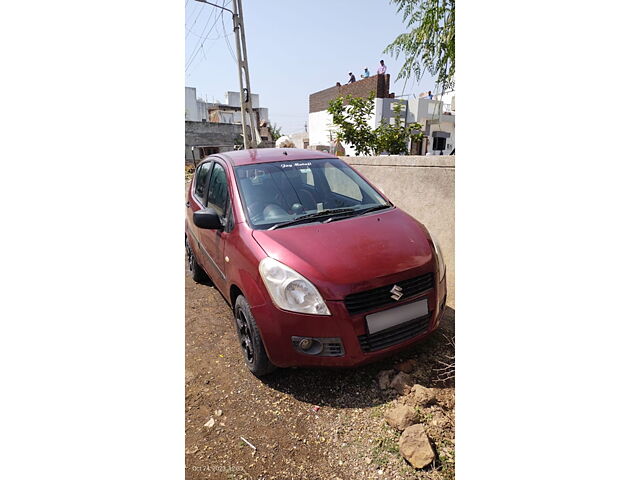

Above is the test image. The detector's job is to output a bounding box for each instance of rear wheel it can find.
[234,295,276,377]
[185,236,209,284]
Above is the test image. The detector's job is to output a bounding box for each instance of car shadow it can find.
[184,254,215,287]
[262,306,455,409]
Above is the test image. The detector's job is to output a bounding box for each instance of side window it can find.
[207,163,230,219]
[322,162,363,201]
[194,162,212,203]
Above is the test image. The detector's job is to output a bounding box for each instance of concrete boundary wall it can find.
[343,156,455,306]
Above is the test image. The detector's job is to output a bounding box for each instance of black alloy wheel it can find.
[234,295,276,377]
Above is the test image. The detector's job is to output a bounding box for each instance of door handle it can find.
[185,201,190,208]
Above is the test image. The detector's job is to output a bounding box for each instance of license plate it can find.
[365,299,429,335]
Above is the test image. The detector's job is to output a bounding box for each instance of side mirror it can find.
[193,208,223,230]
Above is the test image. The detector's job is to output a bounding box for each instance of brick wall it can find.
[309,74,391,113]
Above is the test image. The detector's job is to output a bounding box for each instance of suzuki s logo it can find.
[390,285,403,301]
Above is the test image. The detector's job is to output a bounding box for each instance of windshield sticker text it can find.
[280,162,312,168]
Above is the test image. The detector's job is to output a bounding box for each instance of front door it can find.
[199,162,232,290]
[187,160,212,263]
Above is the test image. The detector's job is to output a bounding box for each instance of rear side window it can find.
[194,162,212,203]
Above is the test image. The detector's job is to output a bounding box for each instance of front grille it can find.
[358,313,432,353]
[324,342,344,356]
[344,273,435,314]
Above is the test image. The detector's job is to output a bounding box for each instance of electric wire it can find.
[185,5,217,67]
[221,5,237,64]
[186,3,204,26]
[185,2,225,71]
[186,30,233,77]
[185,1,232,72]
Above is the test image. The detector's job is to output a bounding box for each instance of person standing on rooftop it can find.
[377,60,387,75]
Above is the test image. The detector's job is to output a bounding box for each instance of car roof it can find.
[214,148,337,167]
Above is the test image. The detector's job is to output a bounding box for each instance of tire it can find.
[185,236,209,284]
[234,295,276,377]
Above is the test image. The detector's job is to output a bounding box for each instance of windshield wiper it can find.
[355,204,392,215]
[269,208,357,230]
[322,204,393,224]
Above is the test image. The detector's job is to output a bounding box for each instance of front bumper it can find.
[251,276,447,368]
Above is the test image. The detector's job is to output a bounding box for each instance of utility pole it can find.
[232,0,258,149]
[194,0,258,149]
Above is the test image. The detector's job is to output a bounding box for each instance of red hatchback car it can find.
[186,148,446,376]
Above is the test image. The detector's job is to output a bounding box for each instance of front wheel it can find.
[234,295,276,377]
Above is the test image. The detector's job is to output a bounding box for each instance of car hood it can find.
[251,208,435,300]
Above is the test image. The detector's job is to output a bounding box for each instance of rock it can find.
[408,385,438,406]
[204,417,216,428]
[390,372,413,395]
[377,369,394,390]
[214,409,223,417]
[399,424,435,469]
[429,409,450,427]
[384,404,418,431]
[394,359,416,373]
[185,445,199,455]
[365,457,372,464]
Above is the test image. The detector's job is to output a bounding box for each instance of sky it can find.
[185,0,437,135]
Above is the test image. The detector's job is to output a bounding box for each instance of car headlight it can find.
[431,234,446,282]
[258,257,330,315]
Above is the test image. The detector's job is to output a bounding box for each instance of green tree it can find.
[327,94,378,156]
[384,0,455,90]
[328,94,424,156]
[269,123,283,141]
[375,103,424,155]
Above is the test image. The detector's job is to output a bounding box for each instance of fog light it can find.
[291,336,344,357]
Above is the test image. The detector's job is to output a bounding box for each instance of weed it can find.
[371,434,400,466]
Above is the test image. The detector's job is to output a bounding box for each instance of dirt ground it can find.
[185,261,455,480]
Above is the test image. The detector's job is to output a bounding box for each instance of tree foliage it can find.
[269,123,283,141]
[327,94,377,156]
[384,0,455,90]
[327,94,424,156]
[375,103,424,155]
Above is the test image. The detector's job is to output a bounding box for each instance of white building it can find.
[185,87,211,122]
[288,131,309,149]
[185,87,269,128]
[308,77,455,156]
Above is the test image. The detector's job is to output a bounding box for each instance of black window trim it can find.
[207,163,228,213]
[204,158,235,233]
[193,160,213,207]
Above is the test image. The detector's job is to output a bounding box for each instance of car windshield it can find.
[234,158,391,230]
